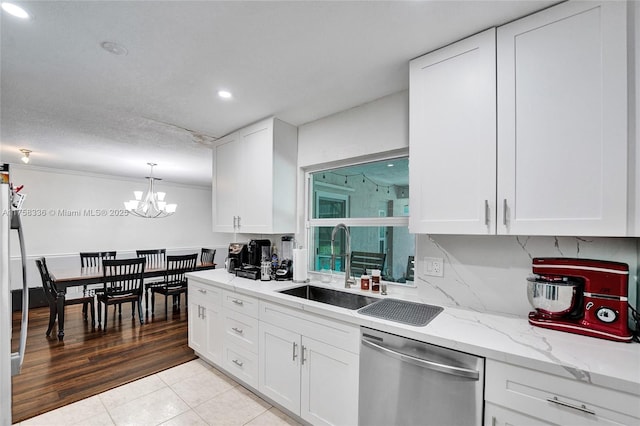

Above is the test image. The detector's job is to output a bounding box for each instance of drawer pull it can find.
[198,289,207,294]
[232,359,244,367]
[231,327,244,334]
[292,342,298,361]
[232,299,244,306]
[546,396,595,415]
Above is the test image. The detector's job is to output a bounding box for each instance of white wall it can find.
[297,91,640,319]
[9,165,229,289]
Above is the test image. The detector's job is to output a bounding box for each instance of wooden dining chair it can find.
[350,251,386,278]
[36,257,95,337]
[136,248,166,313]
[200,248,216,265]
[79,251,117,268]
[97,257,146,332]
[150,253,197,318]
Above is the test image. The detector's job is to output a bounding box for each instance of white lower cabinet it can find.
[188,281,223,364]
[259,302,359,426]
[485,360,640,426]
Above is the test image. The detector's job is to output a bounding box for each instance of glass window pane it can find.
[311,157,409,219]
[310,225,415,284]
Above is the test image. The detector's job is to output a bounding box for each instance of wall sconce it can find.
[19,149,31,164]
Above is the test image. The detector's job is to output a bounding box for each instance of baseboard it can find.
[12,288,48,311]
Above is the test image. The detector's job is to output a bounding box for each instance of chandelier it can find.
[124,163,177,218]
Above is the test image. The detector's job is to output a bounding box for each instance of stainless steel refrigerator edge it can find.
[1,164,29,426]
[358,327,484,426]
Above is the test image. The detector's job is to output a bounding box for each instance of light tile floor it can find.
[16,359,301,426]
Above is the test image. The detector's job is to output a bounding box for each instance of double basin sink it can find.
[278,284,379,310]
[278,284,444,327]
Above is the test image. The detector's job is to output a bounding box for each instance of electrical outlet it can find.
[423,257,444,277]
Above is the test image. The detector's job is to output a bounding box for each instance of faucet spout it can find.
[330,223,355,288]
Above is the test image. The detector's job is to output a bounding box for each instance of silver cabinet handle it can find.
[237,216,241,229]
[201,306,206,319]
[198,288,207,294]
[232,327,243,334]
[484,199,490,226]
[502,199,508,226]
[232,359,244,367]
[546,396,595,415]
[361,338,479,380]
[232,299,244,306]
[233,216,237,229]
[301,345,307,365]
[292,342,298,361]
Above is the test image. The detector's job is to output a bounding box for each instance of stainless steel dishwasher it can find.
[358,327,484,426]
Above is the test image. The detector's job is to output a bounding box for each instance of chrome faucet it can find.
[330,223,355,288]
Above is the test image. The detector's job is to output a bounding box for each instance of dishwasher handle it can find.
[361,338,480,380]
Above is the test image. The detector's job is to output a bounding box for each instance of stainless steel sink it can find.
[278,285,380,310]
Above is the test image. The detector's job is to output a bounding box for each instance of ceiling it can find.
[0,1,556,187]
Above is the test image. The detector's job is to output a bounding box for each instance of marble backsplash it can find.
[414,235,639,318]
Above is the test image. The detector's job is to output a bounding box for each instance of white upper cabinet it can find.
[409,28,497,234]
[212,117,298,234]
[410,1,629,236]
[496,1,628,236]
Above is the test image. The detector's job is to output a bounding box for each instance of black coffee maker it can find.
[226,243,248,273]
[247,239,271,267]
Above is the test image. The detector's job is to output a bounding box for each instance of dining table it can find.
[48,261,216,340]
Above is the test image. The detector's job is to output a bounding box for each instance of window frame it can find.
[303,153,414,286]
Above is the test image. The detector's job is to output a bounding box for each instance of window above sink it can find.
[306,156,415,285]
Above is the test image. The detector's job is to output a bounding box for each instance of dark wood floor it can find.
[11,297,196,423]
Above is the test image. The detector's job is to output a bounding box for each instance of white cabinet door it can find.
[188,299,206,355]
[485,403,554,426]
[212,132,239,232]
[203,303,223,364]
[497,1,628,236]
[409,28,497,234]
[300,336,359,426]
[258,322,301,415]
[236,120,274,233]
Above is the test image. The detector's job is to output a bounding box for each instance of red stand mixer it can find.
[527,258,632,342]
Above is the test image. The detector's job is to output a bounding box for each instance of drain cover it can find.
[358,298,443,327]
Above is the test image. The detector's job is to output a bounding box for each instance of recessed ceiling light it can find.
[387,163,394,167]
[100,41,128,56]
[1,2,30,19]
[19,149,31,164]
[218,90,232,99]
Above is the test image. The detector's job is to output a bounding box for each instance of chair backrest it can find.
[135,249,166,269]
[200,248,216,264]
[35,257,57,303]
[102,258,146,296]
[165,253,198,286]
[350,251,386,277]
[406,255,415,281]
[80,251,117,268]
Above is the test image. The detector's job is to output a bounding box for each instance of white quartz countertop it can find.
[187,268,640,395]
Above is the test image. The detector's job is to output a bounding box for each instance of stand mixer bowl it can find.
[526,275,579,318]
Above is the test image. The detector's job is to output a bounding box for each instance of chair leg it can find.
[46,302,57,337]
[145,287,149,314]
[89,299,95,327]
[151,292,155,315]
[97,300,102,326]
[165,294,168,319]
[137,297,144,325]
[103,302,108,332]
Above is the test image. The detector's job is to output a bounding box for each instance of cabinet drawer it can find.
[223,290,259,318]
[485,360,640,425]
[222,342,258,388]
[223,310,259,354]
[260,301,359,354]
[188,281,222,306]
